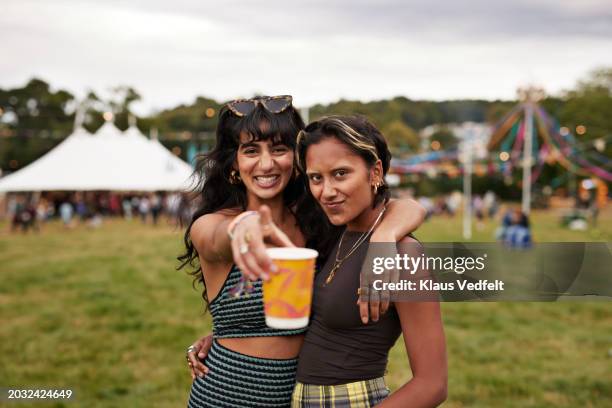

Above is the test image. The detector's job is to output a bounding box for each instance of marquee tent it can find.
[0,122,194,192]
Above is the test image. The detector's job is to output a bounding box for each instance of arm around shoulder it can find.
[373,198,426,242]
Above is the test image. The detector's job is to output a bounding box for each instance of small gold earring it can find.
[373,182,379,195]
[229,170,241,184]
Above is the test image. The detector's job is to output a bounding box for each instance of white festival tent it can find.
[0,122,194,192]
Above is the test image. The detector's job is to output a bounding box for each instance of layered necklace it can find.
[325,205,387,285]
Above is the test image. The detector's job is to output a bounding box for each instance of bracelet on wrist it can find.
[227,211,259,240]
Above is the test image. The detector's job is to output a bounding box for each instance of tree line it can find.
[1,68,610,189]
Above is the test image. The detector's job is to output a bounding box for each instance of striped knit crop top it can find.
[208,265,308,338]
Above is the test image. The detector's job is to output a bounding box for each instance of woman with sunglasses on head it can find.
[180,97,427,408]
[217,115,447,407]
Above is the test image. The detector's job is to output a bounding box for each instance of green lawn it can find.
[0,210,610,407]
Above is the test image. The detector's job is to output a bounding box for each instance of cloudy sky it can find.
[2,0,611,114]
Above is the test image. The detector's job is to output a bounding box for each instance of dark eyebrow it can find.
[239,142,257,149]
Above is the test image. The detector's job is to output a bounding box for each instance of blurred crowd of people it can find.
[4,191,195,232]
[409,189,532,248]
[416,190,500,222]
[7,185,602,246]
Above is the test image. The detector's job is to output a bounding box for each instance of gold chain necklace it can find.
[325,205,387,285]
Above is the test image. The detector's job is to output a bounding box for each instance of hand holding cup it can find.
[230,205,295,281]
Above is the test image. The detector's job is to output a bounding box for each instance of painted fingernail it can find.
[362,317,368,324]
[262,273,269,281]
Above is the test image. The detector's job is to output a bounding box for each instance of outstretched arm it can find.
[190,210,239,263]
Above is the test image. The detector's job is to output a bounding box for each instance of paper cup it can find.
[263,247,318,329]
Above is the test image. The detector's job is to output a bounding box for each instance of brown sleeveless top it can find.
[296,230,403,385]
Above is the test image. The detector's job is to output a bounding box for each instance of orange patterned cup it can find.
[263,247,318,329]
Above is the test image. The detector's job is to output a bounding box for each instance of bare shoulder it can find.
[217,207,242,217]
[190,211,235,251]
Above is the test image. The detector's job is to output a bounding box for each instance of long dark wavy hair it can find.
[178,102,317,309]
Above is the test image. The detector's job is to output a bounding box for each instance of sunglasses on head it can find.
[226,95,293,117]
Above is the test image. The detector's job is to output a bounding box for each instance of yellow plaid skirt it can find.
[291,377,390,407]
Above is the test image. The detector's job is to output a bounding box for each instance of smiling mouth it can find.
[253,175,280,188]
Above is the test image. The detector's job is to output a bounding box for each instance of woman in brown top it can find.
[287,115,448,407]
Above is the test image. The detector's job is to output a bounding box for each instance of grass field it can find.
[1,208,610,407]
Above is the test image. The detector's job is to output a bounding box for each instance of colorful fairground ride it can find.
[487,86,610,214]
[388,85,609,220]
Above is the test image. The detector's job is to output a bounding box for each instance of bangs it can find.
[235,105,300,147]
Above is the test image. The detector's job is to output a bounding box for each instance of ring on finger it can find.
[239,242,249,254]
[244,231,252,244]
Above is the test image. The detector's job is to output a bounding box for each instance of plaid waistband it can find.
[291,377,390,408]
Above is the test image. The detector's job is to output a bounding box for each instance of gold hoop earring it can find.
[373,182,379,195]
[229,170,242,185]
